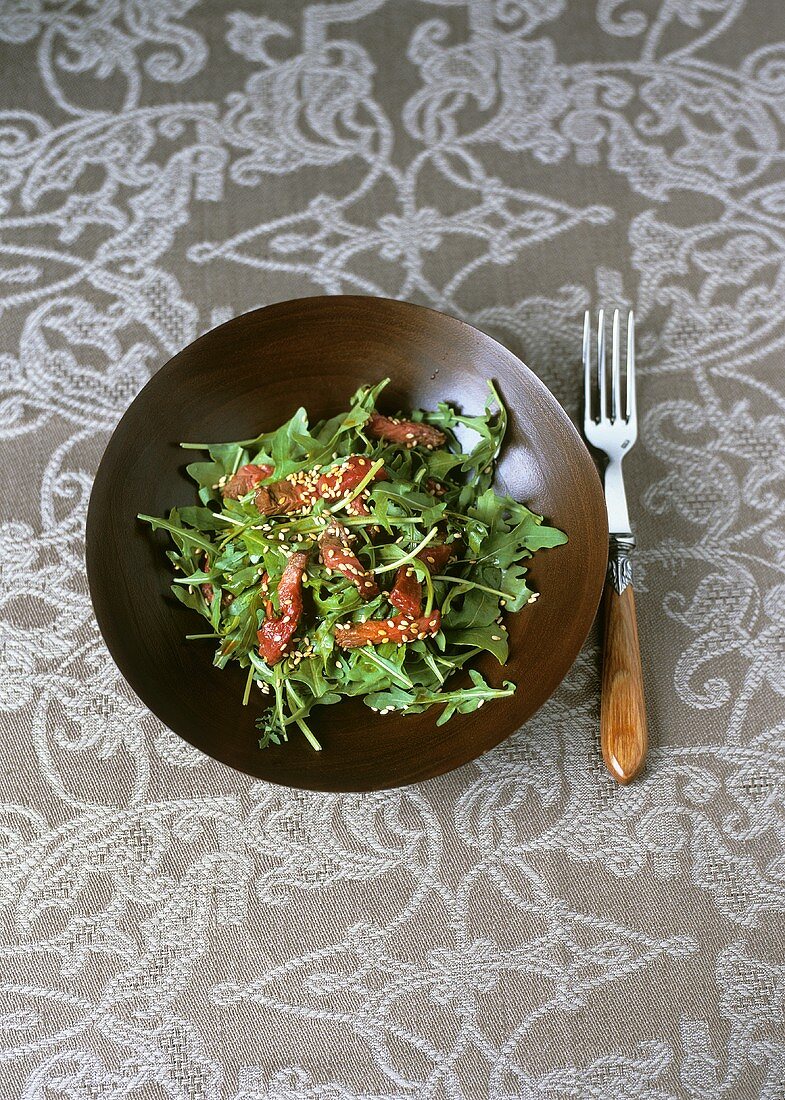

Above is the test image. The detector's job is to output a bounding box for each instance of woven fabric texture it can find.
[1,2,784,1097]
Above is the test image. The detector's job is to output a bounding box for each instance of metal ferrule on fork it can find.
[608,533,635,595]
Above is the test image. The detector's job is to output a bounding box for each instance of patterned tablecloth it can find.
[2,2,784,1097]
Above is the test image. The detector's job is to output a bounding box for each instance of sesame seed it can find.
[491,634,501,641]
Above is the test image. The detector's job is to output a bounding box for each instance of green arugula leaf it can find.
[177,506,230,532]
[443,623,509,663]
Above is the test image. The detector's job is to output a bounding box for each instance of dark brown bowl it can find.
[86,296,606,791]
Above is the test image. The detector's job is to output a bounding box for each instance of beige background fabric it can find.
[1,1,784,1097]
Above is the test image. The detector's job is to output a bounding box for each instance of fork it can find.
[582,308,648,784]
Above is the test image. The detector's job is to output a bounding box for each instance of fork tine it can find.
[626,311,636,422]
[582,310,592,426]
[611,309,621,421]
[597,309,606,422]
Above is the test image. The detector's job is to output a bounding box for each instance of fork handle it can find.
[601,542,648,784]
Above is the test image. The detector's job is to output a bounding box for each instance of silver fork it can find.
[583,309,648,784]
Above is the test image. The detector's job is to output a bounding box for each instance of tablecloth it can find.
[1,1,784,1097]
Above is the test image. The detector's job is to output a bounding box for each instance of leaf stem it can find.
[423,568,435,615]
[273,665,287,739]
[286,682,322,750]
[213,513,247,526]
[405,682,516,710]
[242,663,255,706]
[328,457,385,513]
[373,526,438,575]
[433,574,515,601]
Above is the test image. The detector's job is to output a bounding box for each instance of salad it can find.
[138,380,567,751]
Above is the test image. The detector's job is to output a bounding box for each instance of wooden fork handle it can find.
[601,560,648,784]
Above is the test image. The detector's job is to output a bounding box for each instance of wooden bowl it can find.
[86,296,606,791]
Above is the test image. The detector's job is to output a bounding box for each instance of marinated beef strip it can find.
[257,550,309,665]
[221,463,274,500]
[334,610,441,649]
[388,541,454,616]
[255,455,387,517]
[416,541,454,574]
[335,539,452,647]
[318,523,378,600]
[254,477,310,516]
[367,413,446,450]
[387,565,421,618]
[314,455,388,499]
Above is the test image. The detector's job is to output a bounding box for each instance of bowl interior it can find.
[87,296,606,790]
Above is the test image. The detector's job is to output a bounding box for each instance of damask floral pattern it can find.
[1,2,783,1097]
